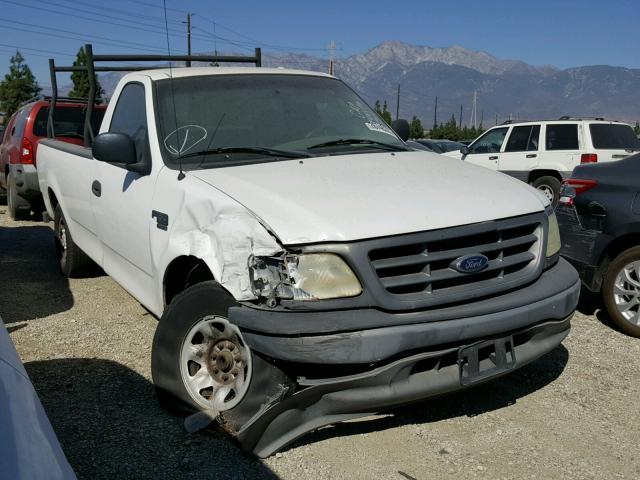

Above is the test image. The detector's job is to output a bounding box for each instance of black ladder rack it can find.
[48,43,262,147]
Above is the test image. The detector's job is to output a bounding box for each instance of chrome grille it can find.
[368,216,542,300]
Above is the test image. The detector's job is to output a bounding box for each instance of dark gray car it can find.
[557,153,640,337]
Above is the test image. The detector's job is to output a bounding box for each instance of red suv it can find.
[0,97,106,219]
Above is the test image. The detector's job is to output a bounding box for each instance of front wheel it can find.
[151,281,294,431]
[602,246,640,338]
[531,176,561,206]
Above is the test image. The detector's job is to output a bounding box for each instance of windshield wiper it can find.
[179,146,311,160]
[307,138,408,151]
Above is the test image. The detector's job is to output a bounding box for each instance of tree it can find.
[68,47,104,100]
[380,100,392,126]
[374,100,382,116]
[409,115,424,139]
[0,51,40,121]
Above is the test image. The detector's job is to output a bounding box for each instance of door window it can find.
[505,125,540,152]
[109,83,149,163]
[546,124,578,150]
[468,127,508,154]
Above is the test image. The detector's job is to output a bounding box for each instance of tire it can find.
[602,246,640,338]
[151,281,294,431]
[7,172,31,220]
[531,176,561,206]
[53,204,94,277]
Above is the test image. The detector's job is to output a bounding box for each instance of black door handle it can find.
[489,156,499,160]
[92,180,101,197]
[526,154,537,158]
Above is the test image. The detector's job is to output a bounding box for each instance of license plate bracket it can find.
[458,335,516,386]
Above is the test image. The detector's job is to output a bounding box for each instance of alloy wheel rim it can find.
[179,316,252,411]
[613,260,640,326]
[537,184,554,201]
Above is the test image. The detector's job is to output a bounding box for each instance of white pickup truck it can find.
[37,66,580,457]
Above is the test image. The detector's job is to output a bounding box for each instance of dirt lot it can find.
[1,202,639,480]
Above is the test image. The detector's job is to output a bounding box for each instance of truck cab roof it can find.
[133,67,333,82]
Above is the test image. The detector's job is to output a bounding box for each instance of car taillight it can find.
[580,153,597,163]
[558,178,598,206]
[20,137,34,164]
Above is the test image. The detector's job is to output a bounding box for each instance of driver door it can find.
[463,127,510,171]
[91,81,156,299]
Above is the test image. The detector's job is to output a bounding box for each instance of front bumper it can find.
[236,317,571,457]
[228,259,579,457]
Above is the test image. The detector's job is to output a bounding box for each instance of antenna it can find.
[328,40,335,75]
[163,0,185,180]
[211,21,219,66]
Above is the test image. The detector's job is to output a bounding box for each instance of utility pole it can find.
[328,40,335,75]
[186,13,192,67]
[469,91,477,129]
[433,96,438,129]
[459,104,463,129]
[396,84,401,120]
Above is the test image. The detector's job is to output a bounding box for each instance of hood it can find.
[191,151,547,245]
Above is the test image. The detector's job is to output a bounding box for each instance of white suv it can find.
[445,118,640,203]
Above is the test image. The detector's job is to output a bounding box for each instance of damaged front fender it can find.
[149,171,284,314]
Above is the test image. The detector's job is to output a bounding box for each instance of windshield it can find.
[155,74,405,168]
[589,124,640,150]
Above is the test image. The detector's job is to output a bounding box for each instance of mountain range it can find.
[55,40,640,127]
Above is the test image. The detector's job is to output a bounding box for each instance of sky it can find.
[0,0,638,87]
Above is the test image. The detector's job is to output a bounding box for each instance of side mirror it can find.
[460,146,469,156]
[391,119,410,142]
[93,133,138,165]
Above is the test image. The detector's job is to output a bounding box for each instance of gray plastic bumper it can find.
[235,316,571,457]
[9,163,41,200]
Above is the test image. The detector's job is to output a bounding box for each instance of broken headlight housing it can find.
[249,253,362,303]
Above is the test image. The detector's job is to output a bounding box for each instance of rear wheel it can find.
[7,172,31,220]
[53,204,95,277]
[602,246,640,338]
[531,176,561,206]
[152,281,294,431]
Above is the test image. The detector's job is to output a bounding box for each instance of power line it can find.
[0,20,176,54]
[114,0,188,14]
[0,0,190,41]
[6,0,257,54]
[186,13,329,53]
[49,0,185,26]
[0,43,76,58]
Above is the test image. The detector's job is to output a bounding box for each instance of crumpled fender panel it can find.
[148,169,282,315]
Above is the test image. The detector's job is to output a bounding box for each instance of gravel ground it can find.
[1,201,639,480]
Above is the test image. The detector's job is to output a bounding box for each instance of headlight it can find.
[546,209,561,258]
[285,254,362,300]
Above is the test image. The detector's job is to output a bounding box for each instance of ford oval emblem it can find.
[452,254,489,273]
